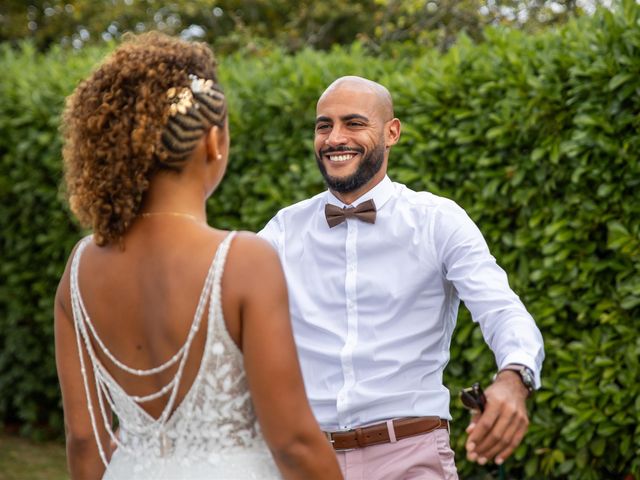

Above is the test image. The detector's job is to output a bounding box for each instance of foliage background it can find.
[1,1,639,479]
[0,0,610,53]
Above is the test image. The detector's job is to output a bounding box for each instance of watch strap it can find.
[496,364,535,396]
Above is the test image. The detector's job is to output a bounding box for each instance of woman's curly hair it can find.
[62,31,226,246]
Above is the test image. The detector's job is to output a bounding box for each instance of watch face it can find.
[521,368,535,390]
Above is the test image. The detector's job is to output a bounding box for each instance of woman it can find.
[54,32,342,480]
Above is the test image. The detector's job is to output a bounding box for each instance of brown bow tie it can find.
[325,199,377,228]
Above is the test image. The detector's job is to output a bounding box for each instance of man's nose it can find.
[325,125,348,146]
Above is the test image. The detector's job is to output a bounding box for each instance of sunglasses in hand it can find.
[460,382,487,413]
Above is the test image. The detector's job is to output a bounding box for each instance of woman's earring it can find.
[216,154,222,160]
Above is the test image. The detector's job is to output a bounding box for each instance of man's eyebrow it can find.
[315,114,370,125]
[341,114,369,123]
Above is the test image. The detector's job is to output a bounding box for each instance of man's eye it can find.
[316,124,330,131]
[348,122,364,127]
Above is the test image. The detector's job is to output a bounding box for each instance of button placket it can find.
[336,219,359,428]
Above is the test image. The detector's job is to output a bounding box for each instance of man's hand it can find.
[464,370,529,465]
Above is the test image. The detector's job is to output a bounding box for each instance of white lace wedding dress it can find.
[70,232,281,479]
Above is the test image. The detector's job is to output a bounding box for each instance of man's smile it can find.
[322,147,364,164]
[325,152,358,163]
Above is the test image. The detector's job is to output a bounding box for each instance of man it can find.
[259,76,544,479]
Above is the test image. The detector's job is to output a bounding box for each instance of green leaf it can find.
[608,73,633,91]
[590,437,606,457]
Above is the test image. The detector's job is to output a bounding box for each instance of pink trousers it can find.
[335,428,458,480]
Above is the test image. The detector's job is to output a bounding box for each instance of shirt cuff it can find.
[497,355,542,389]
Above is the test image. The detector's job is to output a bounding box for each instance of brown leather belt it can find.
[324,416,449,451]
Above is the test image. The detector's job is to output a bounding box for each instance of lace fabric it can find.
[70,232,281,479]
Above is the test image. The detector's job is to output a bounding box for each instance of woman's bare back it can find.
[72,219,236,419]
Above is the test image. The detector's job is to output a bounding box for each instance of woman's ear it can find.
[205,126,222,163]
[203,124,229,197]
[205,122,229,164]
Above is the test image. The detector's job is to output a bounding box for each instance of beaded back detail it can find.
[70,232,269,472]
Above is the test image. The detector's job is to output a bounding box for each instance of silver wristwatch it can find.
[497,364,535,396]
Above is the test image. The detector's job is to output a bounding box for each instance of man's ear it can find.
[386,118,402,148]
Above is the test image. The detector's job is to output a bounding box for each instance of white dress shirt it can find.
[259,176,544,431]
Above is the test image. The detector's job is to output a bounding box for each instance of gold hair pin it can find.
[166,74,218,117]
[189,74,215,95]
[166,86,194,116]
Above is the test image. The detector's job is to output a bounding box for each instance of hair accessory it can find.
[189,74,216,96]
[167,86,194,116]
[166,74,219,117]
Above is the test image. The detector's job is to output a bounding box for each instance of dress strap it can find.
[70,236,93,283]
[207,231,237,333]
[212,231,237,289]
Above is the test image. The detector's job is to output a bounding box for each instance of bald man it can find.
[259,76,544,479]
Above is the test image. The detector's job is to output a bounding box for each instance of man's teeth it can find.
[328,154,354,162]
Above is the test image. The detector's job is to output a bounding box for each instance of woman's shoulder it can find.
[232,230,277,257]
[227,230,280,264]
[223,231,283,286]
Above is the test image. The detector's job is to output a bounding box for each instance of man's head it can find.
[314,76,401,201]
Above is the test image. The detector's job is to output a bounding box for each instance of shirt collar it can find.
[325,175,395,210]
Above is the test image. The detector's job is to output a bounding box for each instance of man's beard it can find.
[315,142,385,194]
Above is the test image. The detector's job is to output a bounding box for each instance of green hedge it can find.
[1,3,639,478]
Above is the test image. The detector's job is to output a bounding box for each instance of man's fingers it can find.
[494,420,528,464]
[476,414,522,461]
[471,404,529,464]
[469,411,508,462]
[467,404,499,444]
[465,408,498,462]
[465,411,481,433]
[465,413,480,461]
[473,399,523,455]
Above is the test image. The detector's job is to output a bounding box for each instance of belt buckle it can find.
[325,431,334,445]
[325,431,356,452]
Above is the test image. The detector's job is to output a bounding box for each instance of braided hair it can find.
[161,75,226,169]
[62,32,227,246]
